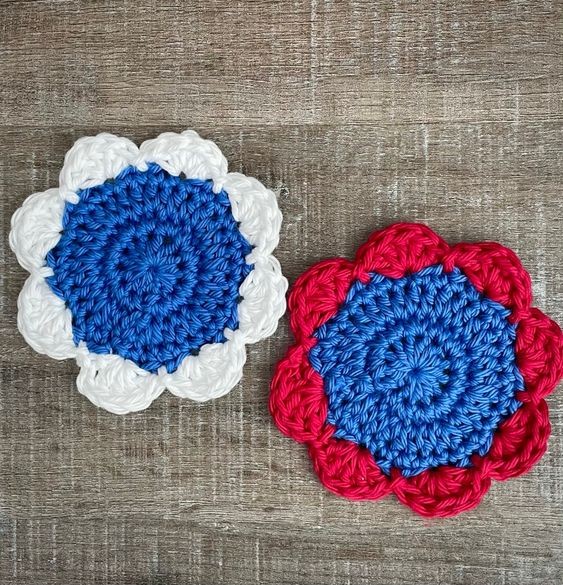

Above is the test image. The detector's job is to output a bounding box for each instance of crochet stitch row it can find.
[310,264,523,478]
[47,163,253,374]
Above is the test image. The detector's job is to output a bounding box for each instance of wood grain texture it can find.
[0,1,562,583]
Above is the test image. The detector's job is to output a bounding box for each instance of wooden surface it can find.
[1,1,562,584]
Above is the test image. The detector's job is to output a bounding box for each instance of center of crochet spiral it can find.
[309,264,524,477]
[46,163,252,373]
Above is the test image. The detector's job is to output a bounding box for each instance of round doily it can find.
[11,131,287,414]
[270,223,563,517]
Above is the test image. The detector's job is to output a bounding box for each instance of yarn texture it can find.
[11,131,287,414]
[270,223,563,517]
[46,164,253,374]
[310,264,523,478]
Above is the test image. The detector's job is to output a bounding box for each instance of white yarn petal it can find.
[76,350,165,415]
[59,133,139,203]
[17,274,77,360]
[237,254,288,343]
[222,173,282,257]
[9,188,65,273]
[164,331,247,401]
[136,130,228,186]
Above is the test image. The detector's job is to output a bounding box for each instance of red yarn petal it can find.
[354,222,449,279]
[483,400,551,480]
[516,308,563,402]
[446,242,532,318]
[269,344,329,443]
[393,466,491,518]
[288,258,354,341]
[309,436,392,500]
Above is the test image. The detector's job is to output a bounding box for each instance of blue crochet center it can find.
[46,163,253,374]
[309,264,524,477]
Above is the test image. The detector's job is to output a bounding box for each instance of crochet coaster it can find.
[11,131,287,414]
[270,223,563,517]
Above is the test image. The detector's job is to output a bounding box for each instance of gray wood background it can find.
[1,1,562,584]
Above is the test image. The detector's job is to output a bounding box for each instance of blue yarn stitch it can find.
[309,264,524,477]
[46,163,252,374]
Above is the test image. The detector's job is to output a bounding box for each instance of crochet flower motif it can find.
[270,223,563,517]
[11,131,287,414]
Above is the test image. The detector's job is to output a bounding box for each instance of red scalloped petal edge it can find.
[309,435,393,500]
[288,258,355,341]
[445,242,533,319]
[270,343,329,443]
[354,222,449,280]
[516,308,563,402]
[483,399,551,480]
[270,222,563,517]
[394,465,492,517]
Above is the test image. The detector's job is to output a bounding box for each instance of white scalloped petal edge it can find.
[222,173,282,257]
[76,350,165,415]
[164,330,247,401]
[136,130,228,186]
[237,255,287,343]
[10,130,287,414]
[17,274,77,360]
[59,134,139,203]
[9,188,65,272]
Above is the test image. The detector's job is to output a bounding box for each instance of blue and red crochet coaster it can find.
[270,223,563,517]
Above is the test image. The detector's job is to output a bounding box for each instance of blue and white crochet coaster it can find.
[10,131,287,414]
